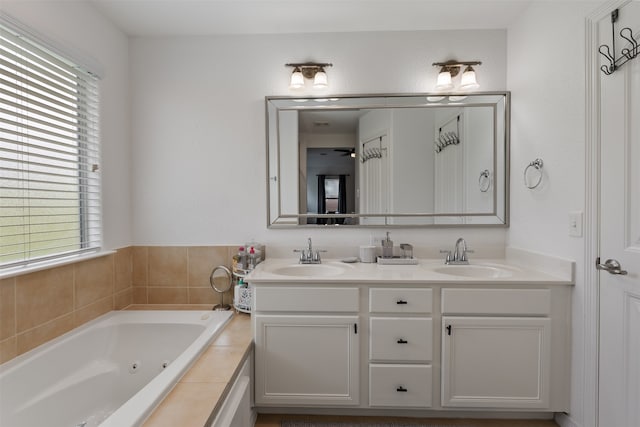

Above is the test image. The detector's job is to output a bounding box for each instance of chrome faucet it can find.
[441,237,473,265]
[294,238,325,264]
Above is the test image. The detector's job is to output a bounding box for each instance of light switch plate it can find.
[569,211,583,237]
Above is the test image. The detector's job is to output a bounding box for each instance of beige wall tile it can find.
[114,247,133,292]
[148,287,188,304]
[148,247,187,287]
[17,313,74,355]
[74,296,113,326]
[0,277,16,341]
[16,265,74,332]
[114,288,133,310]
[188,287,219,305]
[75,255,114,309]
[187,246,229,287]
[132,246,148,286]
[0,336,17,364]
[142,382,226,427]
[132,287,148,304]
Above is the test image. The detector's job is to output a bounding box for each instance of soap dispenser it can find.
[382,232,394,258]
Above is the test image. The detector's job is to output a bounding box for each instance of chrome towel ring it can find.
[524,158,544,189]
[479,169,491,192]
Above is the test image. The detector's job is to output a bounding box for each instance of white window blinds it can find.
[0,22,101,268]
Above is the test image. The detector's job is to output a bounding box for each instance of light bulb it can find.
[460,66,479,90]
[435,67,454,90]
[313,68,328,88]
[289,67,304,89]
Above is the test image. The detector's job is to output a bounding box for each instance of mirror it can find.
[266,92,509,227]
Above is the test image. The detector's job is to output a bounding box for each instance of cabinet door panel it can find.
[441,317,551,409]
[255,315,359,406]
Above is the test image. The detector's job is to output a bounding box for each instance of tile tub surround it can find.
[132,246,239,306]
[0,247,133,364]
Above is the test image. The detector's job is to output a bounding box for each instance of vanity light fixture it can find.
[286,62,333,89]
[433,60,482,91]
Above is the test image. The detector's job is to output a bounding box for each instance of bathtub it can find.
[0,310,233,427]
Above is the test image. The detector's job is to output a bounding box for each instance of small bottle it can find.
[248,246,257,270]
[236,246,246,271]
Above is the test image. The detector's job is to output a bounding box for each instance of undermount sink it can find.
[430,264,518,279]
[269,263,348,277]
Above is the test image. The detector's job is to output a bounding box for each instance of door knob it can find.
[596,258,628,275]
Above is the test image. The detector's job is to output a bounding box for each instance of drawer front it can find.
[369,288,432,314]
[441,288,551,315]
[370,318,432,362]
[369,364,432,407]
[254,287,359,312]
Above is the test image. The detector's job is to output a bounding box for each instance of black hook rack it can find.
[599,8,639,75]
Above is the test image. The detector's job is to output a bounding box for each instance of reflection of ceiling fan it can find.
[334,148,356,158]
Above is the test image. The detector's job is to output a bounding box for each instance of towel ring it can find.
[524,158,544,189]
[479,169,491,192]
[210,265,232,311]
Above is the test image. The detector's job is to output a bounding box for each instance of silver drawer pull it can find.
[396,386,408,392]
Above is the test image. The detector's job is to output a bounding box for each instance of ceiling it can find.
[88,0,544,37]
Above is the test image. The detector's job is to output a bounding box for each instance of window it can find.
[0,22,101,268]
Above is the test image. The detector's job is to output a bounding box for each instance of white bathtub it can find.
[0,310,233,427]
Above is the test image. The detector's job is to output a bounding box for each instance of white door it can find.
[254,315,360,406]
[598,3,640,427]
[440,317,551,409]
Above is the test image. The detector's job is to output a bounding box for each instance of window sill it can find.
[0,250,117,280]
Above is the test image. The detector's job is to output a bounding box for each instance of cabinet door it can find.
[441,317,551,409]
[255,315,359,406]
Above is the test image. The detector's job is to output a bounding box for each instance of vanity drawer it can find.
[369,288,432,314]
[441,288,551,315]
[369,364,432,407]
[369,318,432,361]
[253,287,359,312]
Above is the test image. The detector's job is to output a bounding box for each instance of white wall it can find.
[2,1,132,250]
[130,30,508,251]
[507,2,603,426]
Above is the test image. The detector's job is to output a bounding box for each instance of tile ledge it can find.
[0,250,116,280]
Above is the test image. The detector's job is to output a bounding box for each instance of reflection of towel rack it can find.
[361,136,385,163]
[434,115,461,153]
[524,158,544,189]
[479,169,491,192]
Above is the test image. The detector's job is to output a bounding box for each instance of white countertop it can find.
[245,256,574,286]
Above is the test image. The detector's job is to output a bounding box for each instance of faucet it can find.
[294,238,325,264]
[441,237,473,265]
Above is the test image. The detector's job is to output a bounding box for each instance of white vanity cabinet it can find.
[253,286,360,406]
[440,288,555,409]
[369,288,433,408]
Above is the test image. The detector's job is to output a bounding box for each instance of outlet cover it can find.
[569,211,583,237]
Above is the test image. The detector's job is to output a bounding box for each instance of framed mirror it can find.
[266,92,509,227]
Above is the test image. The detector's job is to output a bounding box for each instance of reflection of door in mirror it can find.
[359,133,389,225]
[434,110,464,224]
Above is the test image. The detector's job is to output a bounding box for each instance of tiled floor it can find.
[254,414,559,427]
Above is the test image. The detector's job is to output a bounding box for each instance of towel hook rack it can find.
[524,158,544,189]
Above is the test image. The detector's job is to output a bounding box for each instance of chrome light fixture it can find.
[432,60,482,91]
[286,62,333,89]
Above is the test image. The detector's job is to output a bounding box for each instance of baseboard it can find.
[555,412,580,427]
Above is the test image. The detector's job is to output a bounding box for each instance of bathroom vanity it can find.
[246,250,573,417]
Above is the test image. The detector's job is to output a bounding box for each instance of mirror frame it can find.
[265,92,510,228]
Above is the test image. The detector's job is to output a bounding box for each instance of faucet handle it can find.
[439,250,452,263]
